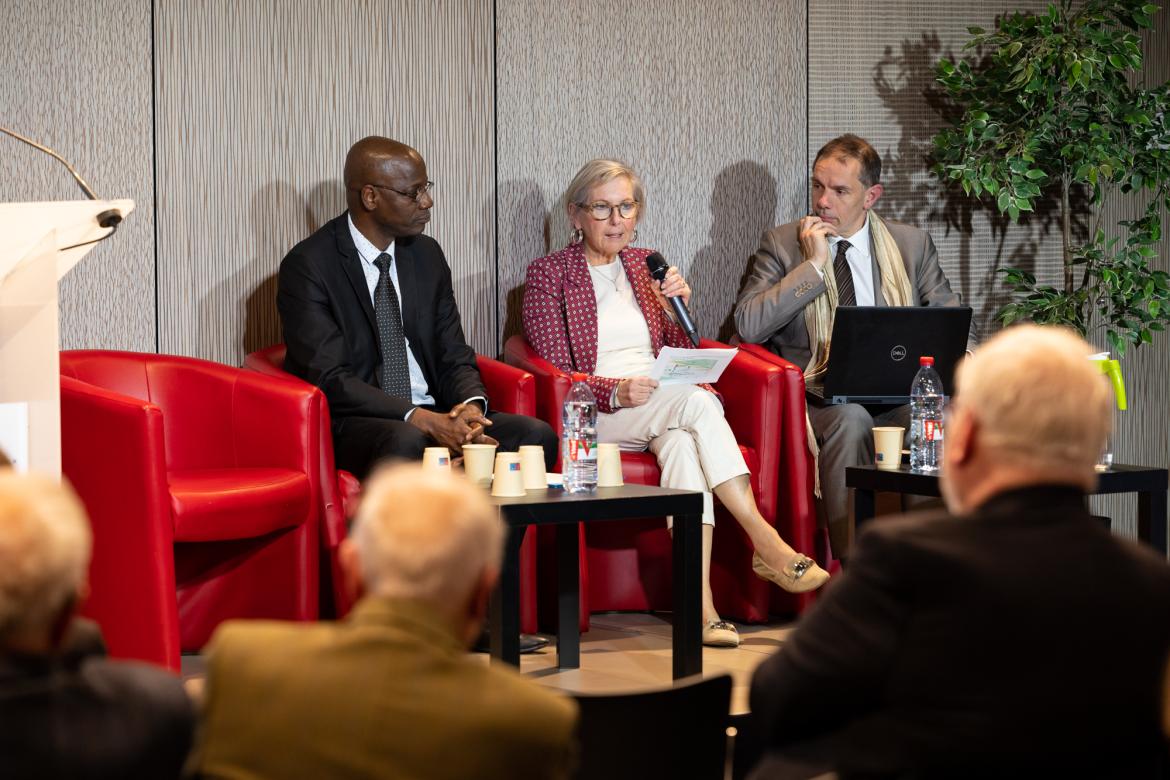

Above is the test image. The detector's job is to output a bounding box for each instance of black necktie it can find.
[833,240,856,307]
[373,253,412,399]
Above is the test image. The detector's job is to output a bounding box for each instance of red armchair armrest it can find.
[61,376,181,671]
[477,355,535,417]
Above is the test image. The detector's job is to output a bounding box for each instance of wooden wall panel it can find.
[0,0,155,352]
[154,0,496,364]
[496,0,807,346]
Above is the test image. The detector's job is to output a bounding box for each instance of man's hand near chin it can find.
[408,403,494,453]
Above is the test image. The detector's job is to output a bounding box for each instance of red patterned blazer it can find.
[522,243,711,414]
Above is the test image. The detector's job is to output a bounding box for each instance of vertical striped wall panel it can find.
[153,0,496,364]
[0,0,155,353]
[1091,10,1170,538]
[809,2,1170,543]
[809,0,1059,344]
[495,0,807,347]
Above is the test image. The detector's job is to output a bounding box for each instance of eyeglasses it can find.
[578,200,639,220]
[369,180,435,204]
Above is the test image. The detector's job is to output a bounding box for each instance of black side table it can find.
[489,483,705,680]
[846,464,1168,556]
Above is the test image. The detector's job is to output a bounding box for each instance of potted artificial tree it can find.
[930,0,1170,355]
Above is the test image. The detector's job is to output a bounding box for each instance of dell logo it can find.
[890,345,907,361]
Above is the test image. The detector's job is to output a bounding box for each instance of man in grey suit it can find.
[735,134,973,557]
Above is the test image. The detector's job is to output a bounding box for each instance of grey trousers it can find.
[806,400,910,557]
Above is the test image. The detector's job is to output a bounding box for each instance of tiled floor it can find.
[182,612,797,715]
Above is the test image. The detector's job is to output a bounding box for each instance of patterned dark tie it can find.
[373,253,412,399]
[833,240,856,307]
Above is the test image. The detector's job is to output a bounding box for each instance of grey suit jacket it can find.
[734,217,974,368]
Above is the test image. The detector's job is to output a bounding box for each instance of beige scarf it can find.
[802,212,915,497]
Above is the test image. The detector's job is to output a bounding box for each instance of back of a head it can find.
[351,464,503,609]
[955,325,1110,476]
[0,473,91,644]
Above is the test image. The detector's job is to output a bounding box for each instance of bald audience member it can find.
[0,473,193,779]
[749,325,1170,779]
[278,136,557,480]
[191,464,578,780]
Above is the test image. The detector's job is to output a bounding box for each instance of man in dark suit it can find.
[0,472,194,779]
[278,136,556,478]
[735,134,976,557]
[749,325,1170,779]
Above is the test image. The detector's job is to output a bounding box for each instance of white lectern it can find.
[0,199,134,476]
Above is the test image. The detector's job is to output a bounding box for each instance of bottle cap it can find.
[920,356,934,366]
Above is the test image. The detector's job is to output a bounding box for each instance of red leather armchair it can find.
[243,344,542,633]
[504,335,819,625]
[736,342,829,600]
[60,351,321,671]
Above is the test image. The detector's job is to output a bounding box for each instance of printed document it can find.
[648,347,737,385]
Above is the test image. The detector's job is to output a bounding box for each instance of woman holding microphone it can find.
[522,159,827,648]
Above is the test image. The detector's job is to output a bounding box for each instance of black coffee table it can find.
[846,464,1168,555]
[489,483,704,680]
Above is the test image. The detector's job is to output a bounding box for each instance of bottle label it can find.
[923,420,944,442]
[568,438,596,462]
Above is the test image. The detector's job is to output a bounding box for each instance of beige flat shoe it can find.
[702,620,740,648]
[752,552,830,594]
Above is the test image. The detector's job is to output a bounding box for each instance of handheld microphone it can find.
[645,252,700,347]
[0,126,124,243]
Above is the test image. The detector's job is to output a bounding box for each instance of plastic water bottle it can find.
[909,356,945,473]
[562,381,598,493]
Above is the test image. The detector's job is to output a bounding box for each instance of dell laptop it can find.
[807,306,973,405]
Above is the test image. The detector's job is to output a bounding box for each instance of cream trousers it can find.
[595,384,749,526]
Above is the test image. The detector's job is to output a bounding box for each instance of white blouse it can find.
[589,259,656,380]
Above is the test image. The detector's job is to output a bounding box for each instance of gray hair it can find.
[0,473,92,640]
[955,325,1111,474]
[565,159,646,214]
[350,464,504,606]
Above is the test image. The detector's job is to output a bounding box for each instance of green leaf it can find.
[1024,169,1047,180]
[968,25,985,35]
[997,190,1011,212]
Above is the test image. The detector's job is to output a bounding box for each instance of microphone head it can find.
[96,209,123,229]
[645,252,668,280]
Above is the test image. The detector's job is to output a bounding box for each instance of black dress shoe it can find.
[473,631,550,654]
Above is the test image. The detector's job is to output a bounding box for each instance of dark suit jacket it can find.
[735,217,976,368]
[278,213,486,421]
[0,620,194,779]
[749,486,1170,779]
[191,598,578,780]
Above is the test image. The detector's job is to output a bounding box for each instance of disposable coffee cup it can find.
[596,442,624,487]
[422,446,451,472]
[462,443,497,488]
[490,452,526,497]
[873,427,905,470]
[518,445,547,490]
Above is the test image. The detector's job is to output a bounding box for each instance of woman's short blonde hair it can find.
[565,159,646,214]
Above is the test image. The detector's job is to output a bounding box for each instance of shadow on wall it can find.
[200,180,345,364]
[498,179,550,350]
[689,161,778,342]
[872,32,1087,340]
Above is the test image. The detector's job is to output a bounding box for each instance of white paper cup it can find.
[519,445,547,491]
[462,443,497,488]
[596,442,624,487]
[490,452,526,497]
[873,427,905,471]
[422,446,451,472]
